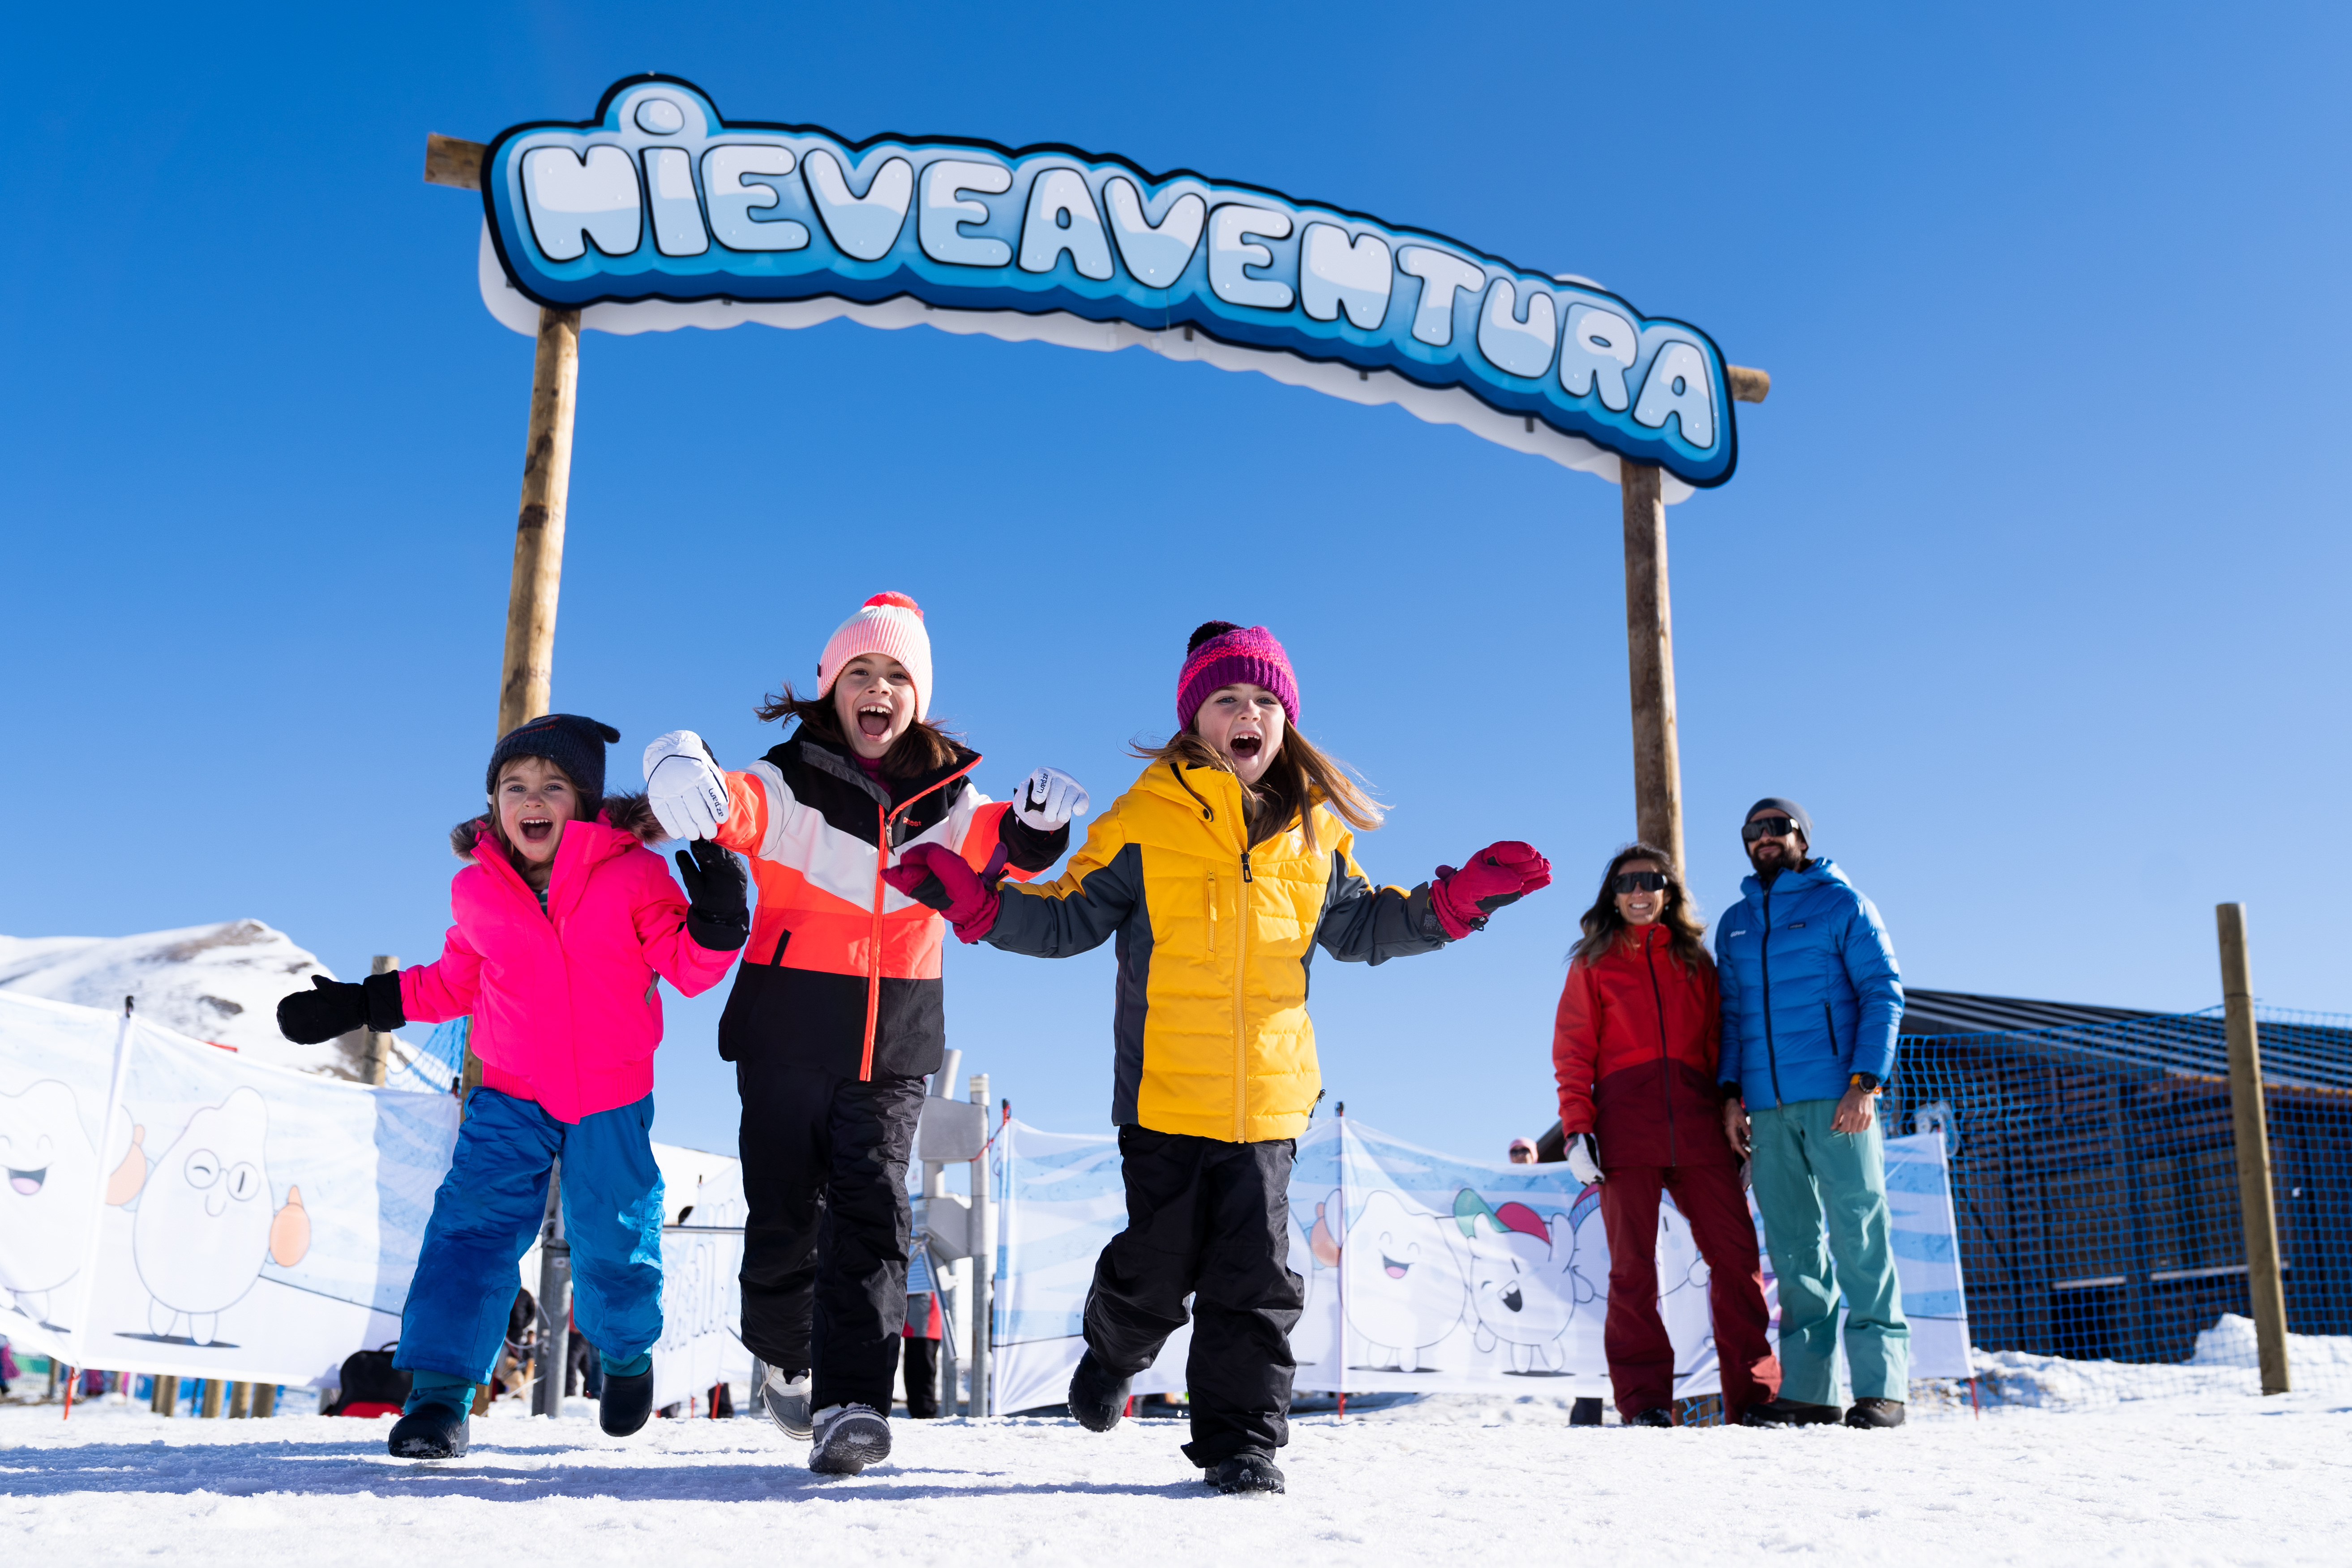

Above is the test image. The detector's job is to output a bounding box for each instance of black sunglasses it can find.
[1611,870,1670,894]
[1741,815,1800,843]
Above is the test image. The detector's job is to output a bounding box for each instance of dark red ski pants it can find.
[1598,1162,1780,1422]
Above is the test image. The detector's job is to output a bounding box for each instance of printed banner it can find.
[990,1117,1971,1413]
[473,77,1736,491]
[651,1163,751,1413]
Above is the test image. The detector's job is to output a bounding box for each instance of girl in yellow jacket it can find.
[886,621,1549,1494]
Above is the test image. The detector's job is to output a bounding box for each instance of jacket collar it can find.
[1134,760,1255,849]
[1739,855,1849,905]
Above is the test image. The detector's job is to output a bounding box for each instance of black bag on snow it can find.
[325,1341,411,1414]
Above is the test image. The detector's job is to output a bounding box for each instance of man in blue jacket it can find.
[1715,798,1909,1429]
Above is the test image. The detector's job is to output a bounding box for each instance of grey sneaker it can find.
[810,1403,893,1475]
[758,1367,813,1441]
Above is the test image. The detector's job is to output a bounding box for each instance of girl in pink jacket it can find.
[278,714,747,1459]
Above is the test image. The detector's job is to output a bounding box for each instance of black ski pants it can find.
[736,1060,927,1414]
[1085,1126,1303,1467]
[902,1334,942,1418]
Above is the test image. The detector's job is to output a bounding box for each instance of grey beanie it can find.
[1745,796,1812,844]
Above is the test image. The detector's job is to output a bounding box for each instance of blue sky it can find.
[4,2,2346,1161]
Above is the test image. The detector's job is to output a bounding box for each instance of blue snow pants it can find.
[394,1087,666,1384]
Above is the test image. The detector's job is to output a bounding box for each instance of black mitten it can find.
[676,840,750,951]
[277,976,369,1045]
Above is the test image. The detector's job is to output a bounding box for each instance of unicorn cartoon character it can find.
[1453,1190,1578,1374]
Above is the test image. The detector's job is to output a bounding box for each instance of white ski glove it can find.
[643,730,730,842]
[1012,767,1090,833]
[1565,1132,1604,1188]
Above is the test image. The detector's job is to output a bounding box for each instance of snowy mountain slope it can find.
[0,921,362,1079]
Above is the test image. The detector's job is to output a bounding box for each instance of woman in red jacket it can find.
[1552,843,1779,1427]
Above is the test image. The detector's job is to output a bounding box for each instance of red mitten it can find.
[1431,840,1552,938]
[883,842,1006,943]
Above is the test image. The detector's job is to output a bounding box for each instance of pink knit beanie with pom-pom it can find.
[818,591,934,720]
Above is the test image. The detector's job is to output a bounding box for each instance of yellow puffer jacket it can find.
[985,761,1450,1142]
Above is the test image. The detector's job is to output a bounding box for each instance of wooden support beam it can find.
[498,308,581,739]
[1620,462,1686,874]
[364,954,397,1087]
[1727,365,1771,404]
[424,134,485,191]
[2217,904,2292,1394]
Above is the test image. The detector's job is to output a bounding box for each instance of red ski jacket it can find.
[1551,923,1737,1169]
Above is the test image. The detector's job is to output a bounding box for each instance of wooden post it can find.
[1620,462,1686,874]
[2217,903,2292,1394]
[364,955,398,1087]
[227,1381,251,1419]
[252,1382,276,1418]
[968,1072,991,1419]
[200,1378,223,1418]
[150,1374,173,1415]
[498,307,582,740]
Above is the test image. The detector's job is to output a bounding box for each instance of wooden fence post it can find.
[364,955,398,1086]
[498,307,582,740]
[252,1383,277,1418]
[200,1379,223,1418]
[2216,903,2291,1394]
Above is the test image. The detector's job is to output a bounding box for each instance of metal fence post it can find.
[969,1071,991,1418]
[534,1158,572,1415]
[2216,903,2291,1394]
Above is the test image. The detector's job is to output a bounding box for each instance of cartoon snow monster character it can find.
[131,1088,310,1345]
[0,1079,144,1325]
[1453,1190,1577,1374]
[1336,1187,1466,1372]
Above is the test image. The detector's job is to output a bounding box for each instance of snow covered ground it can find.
[3,1389,2347,1564]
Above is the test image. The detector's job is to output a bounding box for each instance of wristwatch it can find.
[1850,1071,1883,1094]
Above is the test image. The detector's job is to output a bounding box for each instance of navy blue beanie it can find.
[487,714,621,818]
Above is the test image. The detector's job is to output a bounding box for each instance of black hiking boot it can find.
[1628,1407,1675,1427]
[1740,1397,1842,1428]
[810,1403,893,1475]
[599,1365,655,1437]
[1845,1397,1906,1428]
[1208,1451,1286,1494]
[387,1400,469,1459]
[1068,1350,1132,1433]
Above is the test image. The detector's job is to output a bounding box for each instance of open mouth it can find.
[1381,1252,1410,1279]
[1228,733,1262,760]
[1501,1284,1524,1312]
[517,814,555,845]
[858,703,893,741]
[8,1165,46,1196]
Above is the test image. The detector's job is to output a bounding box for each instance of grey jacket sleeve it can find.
[1314,846,1450,965]
[1838,889,1904,1081]
[984,839,1143,960]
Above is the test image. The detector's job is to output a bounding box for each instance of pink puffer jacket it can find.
[400,814,738,1123]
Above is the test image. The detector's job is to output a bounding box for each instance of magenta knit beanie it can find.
[1176,621,1299,732]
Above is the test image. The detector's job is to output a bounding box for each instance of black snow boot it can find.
[387,1400,469,1459]
[1208,1451,1286,1494]
[1068,1350,1132,1433]
[1628,1407,1675,1428]
[1740,1397,1842,1428]
[1845,1398,1906,1429]
[810,1403,893,1475]
[599,1365,655,1437]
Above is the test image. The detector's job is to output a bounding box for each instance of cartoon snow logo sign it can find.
[1332,1187,1467,1373]
[1452,1190,1578,1375]
[0,1079,144,1326]
[130,1087,310,1345]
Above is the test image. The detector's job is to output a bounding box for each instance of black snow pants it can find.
[1085,1126,1303,1467]
[736,1060,927,1414]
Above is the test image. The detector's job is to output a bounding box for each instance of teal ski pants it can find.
[1748,1098,1910,1403]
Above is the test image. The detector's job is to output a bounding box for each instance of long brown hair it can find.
[754,681,962,778]
[1571,842,1712,973]
[1131,725,1383,853]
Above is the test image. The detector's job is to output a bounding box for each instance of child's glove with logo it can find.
[674,840,750,952]
[1430,840,1552,938]
[1564,1132,1604,1187]
[643,730,730,841]
[277,972,405,1045]
[883,842,1007,943]
[1012,767,1090,833]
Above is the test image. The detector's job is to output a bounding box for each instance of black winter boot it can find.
[810,1403,893,1475]
[1628,1407,1675,1428]
[600,1366,655,1436]
[1741,1397,1842,1427]
[1845,1398,1906,1428]
[1208,1451,1286,1494]
[1068,1350,1132,1433]
[387,1400,469,1459]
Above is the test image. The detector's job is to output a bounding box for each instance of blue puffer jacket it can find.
[1714,858,1902,1110]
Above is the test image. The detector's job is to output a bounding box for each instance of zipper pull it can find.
[1241,852,1254,883]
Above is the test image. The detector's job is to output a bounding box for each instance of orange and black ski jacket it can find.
[1551,923,1737,1169]
[712,729,1064,1080]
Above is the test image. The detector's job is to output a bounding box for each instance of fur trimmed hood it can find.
[450,791,662,859]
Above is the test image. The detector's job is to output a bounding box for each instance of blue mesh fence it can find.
[1888,1005,2352,1408]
